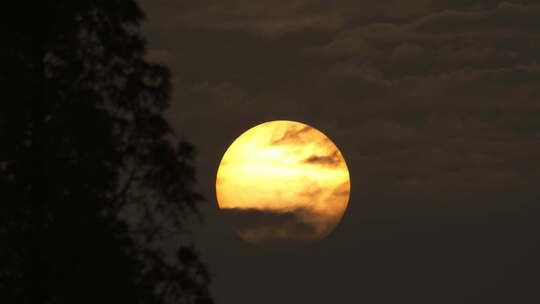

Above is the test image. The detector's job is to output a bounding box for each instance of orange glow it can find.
[216,121,350,246]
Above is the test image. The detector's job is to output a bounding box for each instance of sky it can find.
[138,0,540,303]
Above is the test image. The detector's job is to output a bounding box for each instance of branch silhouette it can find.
[0,1,212,303]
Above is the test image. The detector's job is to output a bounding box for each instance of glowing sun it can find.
[216,120,350,246]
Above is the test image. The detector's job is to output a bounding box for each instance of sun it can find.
[216,120,350,246]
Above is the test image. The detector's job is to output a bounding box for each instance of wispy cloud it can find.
[303,150,342,167]
[270,125,312,145]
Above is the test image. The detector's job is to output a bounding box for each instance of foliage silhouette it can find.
[0,1,213,303]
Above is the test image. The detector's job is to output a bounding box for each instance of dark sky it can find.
[139,0,540,303]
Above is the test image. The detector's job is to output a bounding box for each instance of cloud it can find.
[303,150,342,167]
[270,125,312,145]
[414,2,540,34]
[143,0,344,38]
[220,207,322,246]
[329,182,350,199]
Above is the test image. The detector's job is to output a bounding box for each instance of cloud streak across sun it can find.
[216,121,350,246]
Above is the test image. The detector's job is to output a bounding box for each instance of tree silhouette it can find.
[0,1,212,303]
